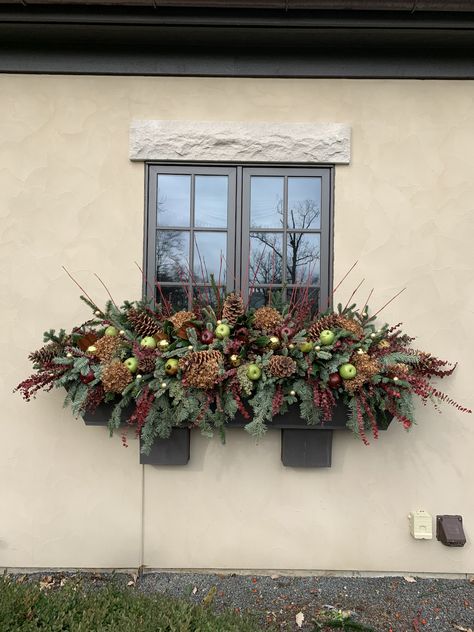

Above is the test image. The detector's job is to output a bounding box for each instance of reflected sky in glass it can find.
[158,286,189,311]
[250,177,284,229]
[195,176,228,228]
[157,174,191,227]
[193,232,227,283]
[156,231,190,282]
[250,232,283,284]
[287,177,321,230]
[286,233,320,284]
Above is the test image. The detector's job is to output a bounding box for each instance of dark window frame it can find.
[144,162,334,310]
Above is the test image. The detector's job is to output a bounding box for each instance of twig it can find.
[94,273,118,310]
[332,260,358,296]
[373,287,406,317]
[361,288,374,315]
[344,278,365,311]
[62,266,98,309]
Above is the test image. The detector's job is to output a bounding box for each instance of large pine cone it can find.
[101,360,132,393]
[253,306,283,332]
[93,335,124,364]
[268,355,297,378]
[127,308,162,338]
[169,310,195,330]
[28,343,63,366]
[179,350,223,389]
[222,293,244,326]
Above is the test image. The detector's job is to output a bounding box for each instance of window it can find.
[145,164,332,311]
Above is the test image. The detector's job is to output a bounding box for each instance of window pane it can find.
[193,232,227,284]
[156,231,190,282]
[286,233,320,284]
[193,286,224,309]
[250,232,283,285]
[157,174,191,227]
[287,177,321,230]
[195,176,228,228]
[249,287,285,309]
[250,177,284,229]
[156,286,189,311]
[288,287,320,316]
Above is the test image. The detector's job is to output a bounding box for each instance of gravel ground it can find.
[10,571,474,632]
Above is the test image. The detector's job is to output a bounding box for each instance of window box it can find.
[81,400,392,467]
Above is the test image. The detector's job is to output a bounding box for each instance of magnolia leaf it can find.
[403,576,417,583]
[295,611,304,628]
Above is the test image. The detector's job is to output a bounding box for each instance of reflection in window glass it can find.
[288,287,320,317]
[193,232,227,284]
[287,177,321,230]
[249,232,283,285]
[286,233,320,285]
[156,231,190,282]
[250,177,284,229]
[157,174,191,227]
[193,286,224,309]
[249,287,284,309]
[195,176,228,228]
[157,286,189,311]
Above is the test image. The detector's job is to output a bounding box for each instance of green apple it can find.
[215,323,231,339]
[246,363,262,381]
[104,326,118,337]
[124,357,139,373]
[165,358,179,376]
[338,363,357,380]
[298,340,314,353]
[140,336,157,349]
[319,330,335,346]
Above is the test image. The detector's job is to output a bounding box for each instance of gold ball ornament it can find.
[158,339,169,350]
[94,310,101,316]
[160,382,167,389]
[216,320,222,325]
[66,352,73,358]
[119,330,125,335]
[288,343,295,349]
[188,345,193,350]
[290,390,296,396]
[370,333,376,338]
[136,374,142,380]
[268,336,280,350]
[378,339,390,349]
[87,345,97,353]
[230,354,241,367]
[315,345,321,351]
[357,348,365,355]
[393,376,399,382]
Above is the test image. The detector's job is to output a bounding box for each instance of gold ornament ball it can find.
[119,330,125,335]
[288,343,295,349]
[268,336,280,350]
[94,310,101,316]
[357,348,364,355]
[188,345,193,350]
[160,382,167,389]
[370,333,376,338]
[87,345,97,353]
[230,354,241,367]
[136,374,142,380]
[393,376,399,382]
[216,320,222,325]
[66,352,72,358]
[290,390,296,396]
[315,345,321,351]
[158,339,169,350]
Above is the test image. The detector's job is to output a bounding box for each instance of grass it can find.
[0,577,267,632]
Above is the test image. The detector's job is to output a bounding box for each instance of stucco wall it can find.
[0,75,473,573]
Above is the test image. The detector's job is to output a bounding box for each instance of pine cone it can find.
[101,361,132,393]
[307,314,341,340]
[138,350,158,374]
[268,355,297,378]
[127,308,162,338]
[253,306,283,332]
[169,310,195,331]
[28,343,63,366]
[179,350,223,389]
[222,293,244,326]
[93,335,124,364]
[344,352,380,394]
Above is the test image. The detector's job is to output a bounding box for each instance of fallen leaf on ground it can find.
[271,574,279,580]
[295,611,304,628]
[39,576,54,591]
[202,585,217,606]
[404,576,417,583]
[192,586,198,594]
[452,625,473,632]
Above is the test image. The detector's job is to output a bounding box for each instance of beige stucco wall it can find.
[1,75,473,574]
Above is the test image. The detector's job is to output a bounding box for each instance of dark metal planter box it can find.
[80,398,391,468]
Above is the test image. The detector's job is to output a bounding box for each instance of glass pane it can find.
[156,286,189,311]
[157,174,191,227]
[195,176,228,228]
[249,232,283,285]
[286,233,320,285]
[287,177,321,230]
[193,286,224,310]
[156,231,190,282]
[287,287,320,317]
[249,287,285,309]
[193,232,227,284]
[250,177,284,229]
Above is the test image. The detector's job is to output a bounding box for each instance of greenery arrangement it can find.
[16,281,470,453]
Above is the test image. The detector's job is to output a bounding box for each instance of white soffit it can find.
[129,120,351,164]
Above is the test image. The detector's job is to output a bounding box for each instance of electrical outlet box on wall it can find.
[409,511,433,540]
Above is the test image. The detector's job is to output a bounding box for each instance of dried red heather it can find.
[15,363,67,401]
[272,385,284,416]
[84,384,105,413]
[230,380,251,420]
[312,381,336,422]
[129,387,155,434]
[416,352,457,379]
[355,398,370,446]
[358,391,379,440]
